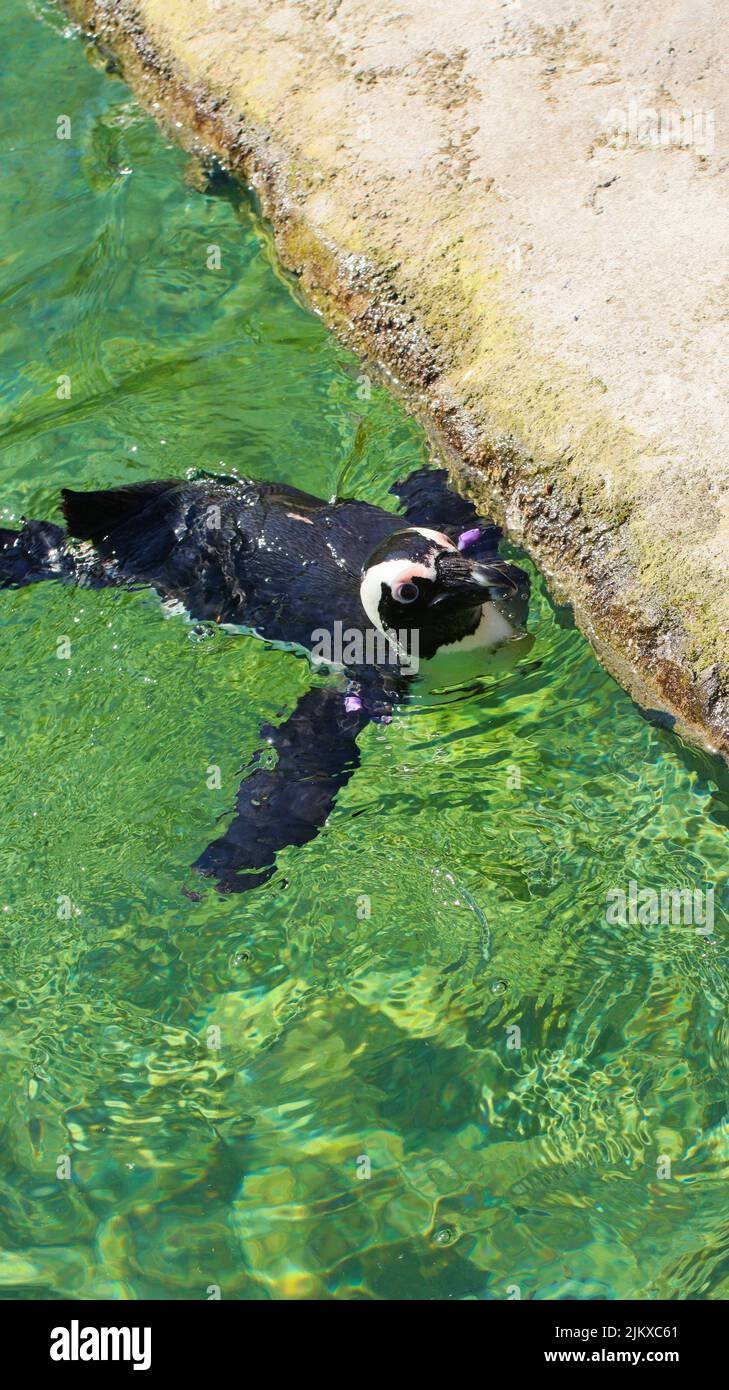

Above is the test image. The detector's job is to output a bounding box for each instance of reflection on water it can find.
[0,0,727,1301]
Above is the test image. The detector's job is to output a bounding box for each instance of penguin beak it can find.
[431,556,528,608]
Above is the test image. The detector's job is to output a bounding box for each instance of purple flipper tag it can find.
[344,694,363,713]
[457,527,481,551]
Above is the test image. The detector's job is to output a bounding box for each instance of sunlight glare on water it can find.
[0,0,728,1301]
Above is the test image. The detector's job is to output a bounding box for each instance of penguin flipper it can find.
[192,683,373,893]
[390,466,502,546]
[0,520,86,587]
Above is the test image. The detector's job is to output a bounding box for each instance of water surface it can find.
[1,0,728,1300]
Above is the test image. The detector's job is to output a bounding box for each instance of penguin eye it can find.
[394,581,419,604]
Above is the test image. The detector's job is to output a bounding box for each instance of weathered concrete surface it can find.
[66,0,729,757]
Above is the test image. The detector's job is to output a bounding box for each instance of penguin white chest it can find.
[440,602,515,653]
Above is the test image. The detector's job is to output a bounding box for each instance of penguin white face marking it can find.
[359,527,530,662]
[360,556,435,633]
[410,527,456,550]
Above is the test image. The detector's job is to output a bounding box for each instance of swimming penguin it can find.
[0,466,529,891]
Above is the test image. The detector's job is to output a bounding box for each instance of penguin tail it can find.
[61,480,177,547]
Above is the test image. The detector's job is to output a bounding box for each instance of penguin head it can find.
[360,527,529,662]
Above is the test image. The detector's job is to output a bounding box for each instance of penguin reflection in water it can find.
[0,467,530,891]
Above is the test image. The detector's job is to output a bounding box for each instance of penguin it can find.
[0,466,529,891]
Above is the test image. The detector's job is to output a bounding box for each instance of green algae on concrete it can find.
[64,0,729,757]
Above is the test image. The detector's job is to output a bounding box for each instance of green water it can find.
[1,0,728,1302]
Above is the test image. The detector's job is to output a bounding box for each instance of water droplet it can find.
[433,1226,455,1246]
[491,978,508,995]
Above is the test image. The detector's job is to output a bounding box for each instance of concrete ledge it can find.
[66,0,729,757]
